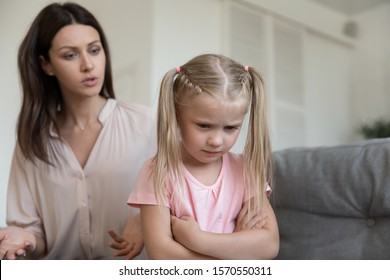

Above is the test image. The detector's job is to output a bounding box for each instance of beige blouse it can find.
[6,99,156,259]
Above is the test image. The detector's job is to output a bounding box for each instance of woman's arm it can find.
[140,205,216,260]
[171,198,279,260]
[4,147,46,259]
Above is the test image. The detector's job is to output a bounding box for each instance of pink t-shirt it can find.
[128,152,251,233]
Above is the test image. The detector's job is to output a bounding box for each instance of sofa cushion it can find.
[271,138,390,259]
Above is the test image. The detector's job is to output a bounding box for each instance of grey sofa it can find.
[271,137,390,259]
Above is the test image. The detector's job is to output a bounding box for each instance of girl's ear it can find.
[39,55,54,76]
[175,108,180,124]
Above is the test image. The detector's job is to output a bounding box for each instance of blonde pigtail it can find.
[243,67,273,215]
[153,68,184,206]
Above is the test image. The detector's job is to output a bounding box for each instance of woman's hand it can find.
[0,226,36,260]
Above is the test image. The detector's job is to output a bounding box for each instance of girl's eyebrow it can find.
[195,120,242,127]
[225,122,242,128]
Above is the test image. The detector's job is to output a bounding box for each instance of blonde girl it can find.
[129,54,279,259]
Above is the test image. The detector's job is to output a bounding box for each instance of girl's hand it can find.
[0,226,36,260]
[171,215,202,250]
[234,201,268,232]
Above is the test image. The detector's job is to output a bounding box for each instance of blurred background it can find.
[1,0,389,226]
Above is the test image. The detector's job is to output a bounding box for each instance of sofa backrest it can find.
[271,138,390,259]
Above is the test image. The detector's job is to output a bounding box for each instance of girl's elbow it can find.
[265,223,280,259]
[145,244,173,260]
[267,231,280,259]
[268,238,280,259]
[256,233,280,260]
[144,241,180,260]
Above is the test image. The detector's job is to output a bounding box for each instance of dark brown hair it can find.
[17,2,115,163]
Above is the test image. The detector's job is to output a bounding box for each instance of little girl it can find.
[128,54,279,259]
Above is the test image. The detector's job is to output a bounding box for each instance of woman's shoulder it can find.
[113,100,156,133]
[115,99,153,119]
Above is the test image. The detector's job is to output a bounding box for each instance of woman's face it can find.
[41,24,106,100]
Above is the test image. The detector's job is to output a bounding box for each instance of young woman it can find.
[0,2,155,260]
[128,54,279,259]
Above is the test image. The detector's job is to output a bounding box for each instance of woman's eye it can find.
[64,52,77,60]
[89,47,101,55]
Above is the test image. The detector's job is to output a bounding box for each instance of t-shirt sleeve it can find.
[127,159,169,208]
[244,182,272,202]
[266,183,272,199]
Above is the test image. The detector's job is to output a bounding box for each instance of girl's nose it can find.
[207,132,223,147]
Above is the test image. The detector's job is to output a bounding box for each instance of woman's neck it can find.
[57,95,107,131]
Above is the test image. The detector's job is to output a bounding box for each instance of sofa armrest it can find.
[271,138,390,259]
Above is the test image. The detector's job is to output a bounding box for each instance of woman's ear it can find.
[39,55,54,76]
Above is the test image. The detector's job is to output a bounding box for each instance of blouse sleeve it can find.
[6,145,45,240]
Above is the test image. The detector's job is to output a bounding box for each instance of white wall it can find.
[227,0,355,150]
[0,0,49,227]
[305,32,352,146]
[150,0,222,106]
[240,0,353,44]
[351,4,390,131]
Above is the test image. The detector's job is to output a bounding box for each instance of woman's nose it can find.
[81,55,94,72]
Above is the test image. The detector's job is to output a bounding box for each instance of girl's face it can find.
[41,24,106,100]
[178,94,248,167]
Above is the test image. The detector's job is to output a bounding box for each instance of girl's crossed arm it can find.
[171,198,279,260]
[140,205,216,260]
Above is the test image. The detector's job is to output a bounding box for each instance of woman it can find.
[0,2,155,259]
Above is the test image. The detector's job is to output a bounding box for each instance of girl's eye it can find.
[225,125,239,131]
[197,123,210,129]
